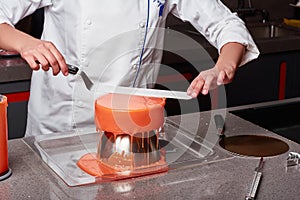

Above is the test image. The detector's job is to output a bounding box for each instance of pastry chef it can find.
[0,0,259,136]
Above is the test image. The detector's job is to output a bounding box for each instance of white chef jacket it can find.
[0,0,259,136]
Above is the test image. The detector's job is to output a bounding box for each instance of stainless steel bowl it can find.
[97,130,161,168]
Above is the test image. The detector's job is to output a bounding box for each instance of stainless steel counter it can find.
[1,111,300,199]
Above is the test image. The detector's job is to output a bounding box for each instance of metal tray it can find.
[34,119,221,186]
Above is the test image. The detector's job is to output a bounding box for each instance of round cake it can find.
[94,93,166,134]
[77,93,168,178]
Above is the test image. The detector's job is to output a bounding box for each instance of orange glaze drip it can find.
[77,150,168,178]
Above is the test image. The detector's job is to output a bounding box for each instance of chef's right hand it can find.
[20,38,68,76]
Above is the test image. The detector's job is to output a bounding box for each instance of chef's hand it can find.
[187,65,236,97]
[20,38,69,76]
[0,23,68,76]
[187,42,245,98]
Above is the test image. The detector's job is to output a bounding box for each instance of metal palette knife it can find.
[67,65,192,100]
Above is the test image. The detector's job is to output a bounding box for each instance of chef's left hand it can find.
[187,42,245,98]
[187,65,236,97]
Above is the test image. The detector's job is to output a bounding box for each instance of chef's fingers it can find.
[34,41,66,76]
[187,66,222,97]
[187,75,205,98]
[34,53,51,72]
[20,40,68,76]
[202,75,214,95]
[43,42,68,76]
[24,56,41,71]
[35,43,59,75]
[22,50,49,72]
[20,49,41,71]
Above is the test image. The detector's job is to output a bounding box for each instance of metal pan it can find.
[214,114,289,157]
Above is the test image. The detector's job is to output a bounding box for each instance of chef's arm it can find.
[215,42,245,83]
[187,42,245,97]
[0,23,68,76]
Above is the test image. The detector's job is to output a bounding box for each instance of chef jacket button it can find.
[86,19,92,25]
[132,64,138,70]
[139,22,145,28]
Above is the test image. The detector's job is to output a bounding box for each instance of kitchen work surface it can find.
[33,119,224,186]
[1,111,300,200]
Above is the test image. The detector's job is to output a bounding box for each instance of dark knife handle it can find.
[67,65,79,75]
[35,61,79,75]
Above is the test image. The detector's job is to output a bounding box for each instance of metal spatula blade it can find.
[68,65,94,90]
[96,85,192,100]
[67,65,192,100]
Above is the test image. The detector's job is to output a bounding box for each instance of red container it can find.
[0,95,12,181]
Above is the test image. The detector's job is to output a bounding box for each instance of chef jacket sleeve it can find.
[0,0,52,27]
[167,0,260,66]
